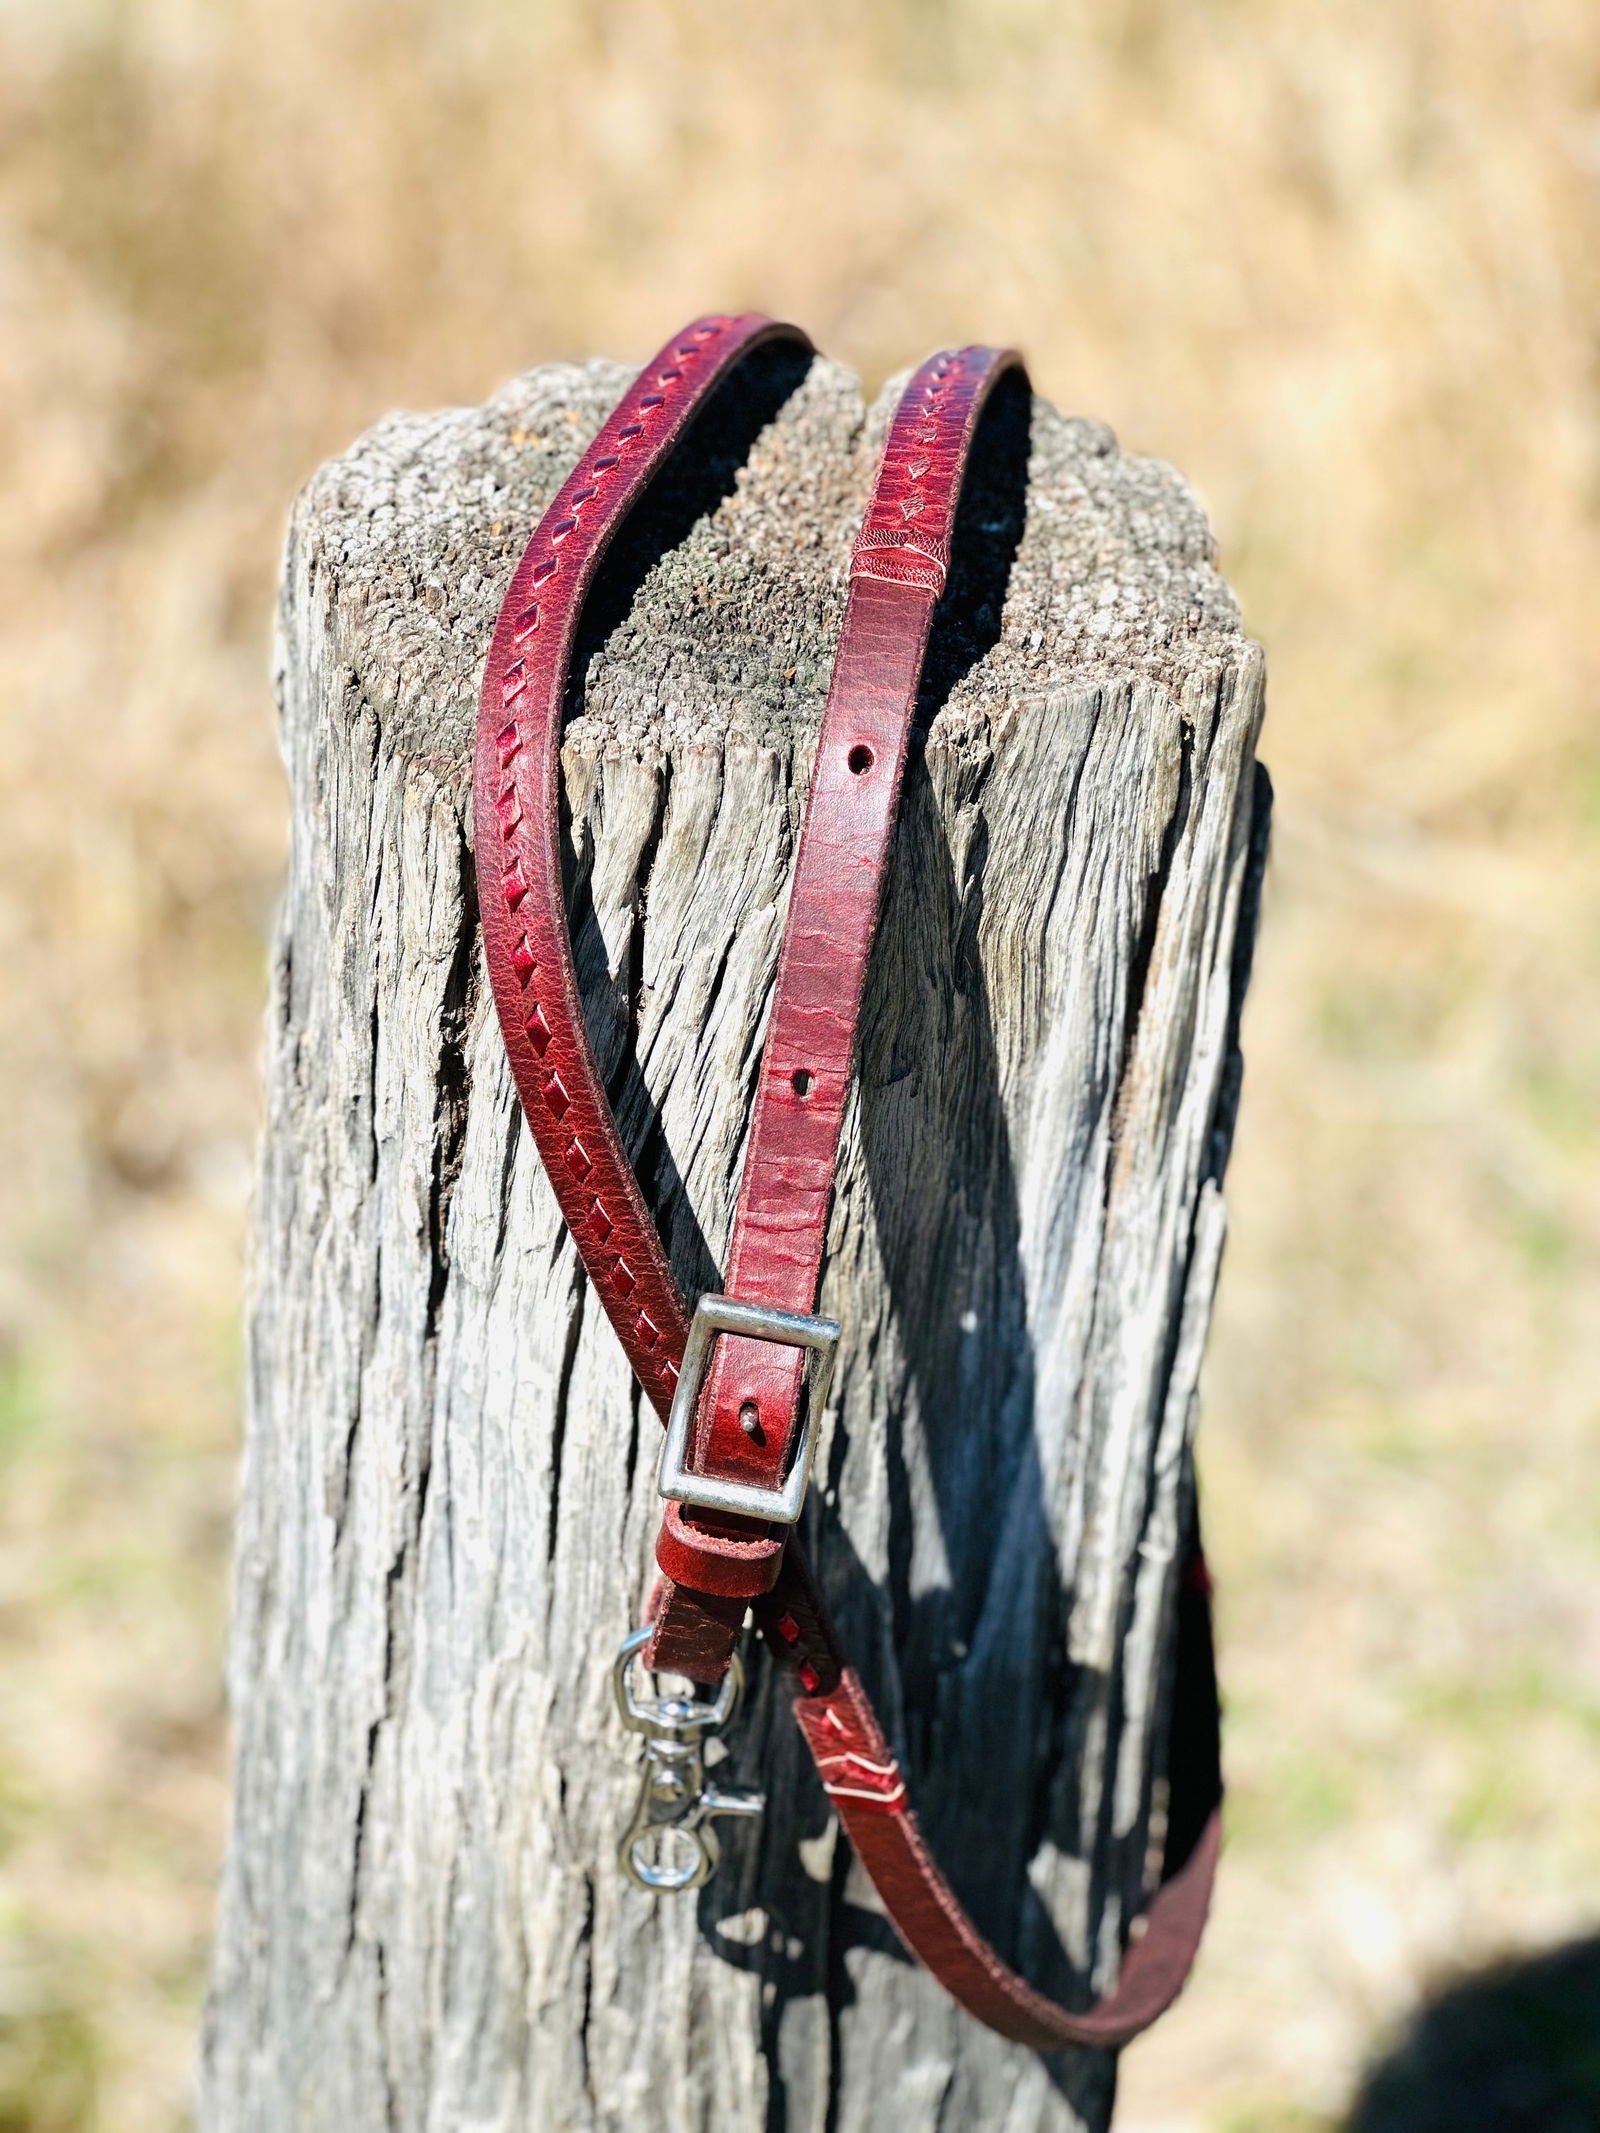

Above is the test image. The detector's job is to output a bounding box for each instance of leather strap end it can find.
[654,1501,784,1599]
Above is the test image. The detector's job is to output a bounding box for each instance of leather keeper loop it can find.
[655,1501,784,1598]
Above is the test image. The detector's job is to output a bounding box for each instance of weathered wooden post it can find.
[202,346,1266,2133]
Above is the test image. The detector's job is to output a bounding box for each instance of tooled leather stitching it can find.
[490,318,736,1370]
[849,348,976,593]
[812,1749,908,1809]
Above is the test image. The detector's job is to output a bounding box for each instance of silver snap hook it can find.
[612,1627,764,1892]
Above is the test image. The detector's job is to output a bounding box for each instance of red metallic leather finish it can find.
[792,1678,1220,2049]
[474,314,1222,2051]
[475,313,809,1433]
[764,1540,1223,2048]
[646,345,1019,1679]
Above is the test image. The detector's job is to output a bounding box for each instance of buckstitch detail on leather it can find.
[473,312,1224,2050]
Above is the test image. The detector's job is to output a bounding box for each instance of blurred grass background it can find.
[1,0,1598,2126]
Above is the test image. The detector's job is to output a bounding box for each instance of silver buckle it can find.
[656,1292,842,1525]
[612,1626,764,1890]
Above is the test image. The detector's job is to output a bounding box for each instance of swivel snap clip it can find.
[612,1625,764,1891]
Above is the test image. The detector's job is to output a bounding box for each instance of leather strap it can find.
[646,343,1017,1681]
[476,314,797,1430]
[475,314,1223,2049]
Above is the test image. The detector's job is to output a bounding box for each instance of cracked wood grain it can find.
[202,349,1267,2133]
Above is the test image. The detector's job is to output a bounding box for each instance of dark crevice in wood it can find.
[574,1871,599,2124]
[1116,711,1196,1147]
[619,755,669,1109]
[423,834,478,1358]
[345,1709,382,1968]
[371,1936,399,2133]
[1208,759,1274,1188]
[621,1374,645,1502]
[545,1258,587,1568]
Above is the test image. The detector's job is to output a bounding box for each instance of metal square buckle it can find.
[657,1293,842,1525]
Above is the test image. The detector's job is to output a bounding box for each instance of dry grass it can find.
[1,1,1598,2126]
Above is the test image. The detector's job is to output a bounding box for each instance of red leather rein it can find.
[474,312,1222,2049]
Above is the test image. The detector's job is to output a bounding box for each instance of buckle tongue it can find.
[656,1293,841,1525]
[612,1626,764,1891]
